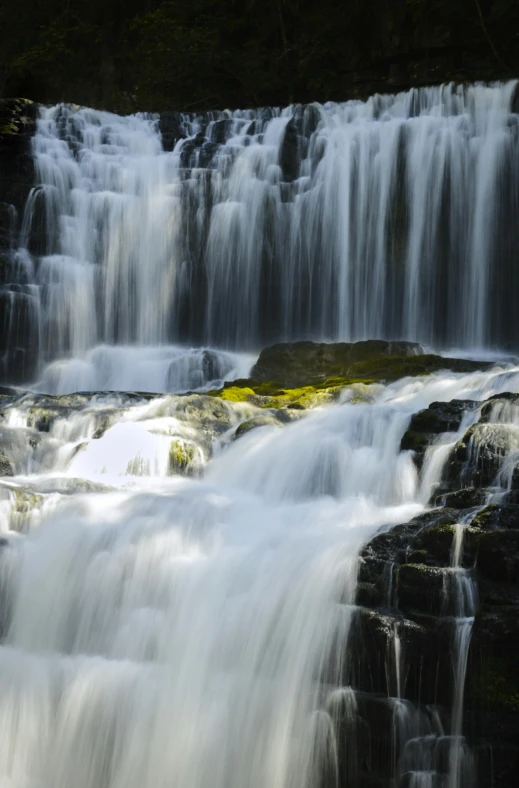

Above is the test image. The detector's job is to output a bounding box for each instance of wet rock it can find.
[250,341,485,389]
[209,118,232,145]
[438,488,487,509]
[0,99,37,214]
[279,118,300,182]
[0,453,13,476]
[397,564,446,616]
[168,439,196,476]
[401,399,478,468]
[233,416,282,440]
[471,503,519,530]
[158,111,186,151]
[441,394,519,494]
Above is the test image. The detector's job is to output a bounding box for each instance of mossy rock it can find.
[438,488,487,510]
[207,377,351,410]
[250,340,487,388]
[233,416,282,440]
[413,522,456,566]
[397,563,446,615]
[208,344,487,411]
[400,399,477,470]
[0,99,37,139]
[26,407,59,432]
[168,440,195,475]
[3,486,43,533]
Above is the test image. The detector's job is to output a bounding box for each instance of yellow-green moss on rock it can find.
[168,440,195,475]
[207,342,488,411]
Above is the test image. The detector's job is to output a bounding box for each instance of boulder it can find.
[401,399,478,468]
[250,340,486,389]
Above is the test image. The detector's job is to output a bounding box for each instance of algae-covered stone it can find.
[439,488,487,509]
[251,340,486,388]
[168,440,196,475]
[233,416,282,440]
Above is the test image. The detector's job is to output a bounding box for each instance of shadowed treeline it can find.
[1,0,519,111]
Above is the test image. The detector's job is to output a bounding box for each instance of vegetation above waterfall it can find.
[1,1,519,111]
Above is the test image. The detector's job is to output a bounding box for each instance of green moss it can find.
[12,489,40,513]
[169,440,195,473]
[471,504,499,529]
[471,658,519,712]
[208,346,487,410]
[207,386,256,402]
[207,375,376,411]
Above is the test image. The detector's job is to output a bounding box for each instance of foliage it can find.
[1,1,519,110]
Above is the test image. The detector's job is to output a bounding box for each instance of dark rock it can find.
[401,399,478,469]
[471,504,519,531]
[233,416,282,440]
[476,530,519,584]
[279,118,300,182]
[209,118,232,145]
[158,111,187,151]
[439,488,487,510]
[0,453,14,476]
[396,564,446,616]
[0,99,37,214]
[441,394,519,494]
[251,340,485,389]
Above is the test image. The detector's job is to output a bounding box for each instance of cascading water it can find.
[1,79,519,788]
[1,361,519,787]
[1,82,519,388]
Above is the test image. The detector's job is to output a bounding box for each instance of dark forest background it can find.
[1,1,519,112]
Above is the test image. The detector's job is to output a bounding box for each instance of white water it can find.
[2,82,519,387]
[1,363,519,787]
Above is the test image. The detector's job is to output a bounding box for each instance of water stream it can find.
[1,363,519,787]
[2,82,519,386]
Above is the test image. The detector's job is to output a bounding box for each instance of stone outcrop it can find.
[250,340,488,389]
[349,391,519,787]
[0,99,38,385]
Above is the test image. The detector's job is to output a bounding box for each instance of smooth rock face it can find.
[250,340,486,388]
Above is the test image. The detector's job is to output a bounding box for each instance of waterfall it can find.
[1,361,519,787]
[2,80,519,787]
[2,82,519,388]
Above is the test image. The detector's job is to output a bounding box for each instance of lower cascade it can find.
[1,343,519,787]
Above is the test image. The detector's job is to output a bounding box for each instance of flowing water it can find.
[1,363,519,787]
[2,82,519,386]
[1,80,519,787]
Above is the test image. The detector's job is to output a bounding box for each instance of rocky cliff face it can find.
[0,99,37,384]
[345,395,519,787]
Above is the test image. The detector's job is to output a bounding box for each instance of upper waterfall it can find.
[2,81,519,388]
